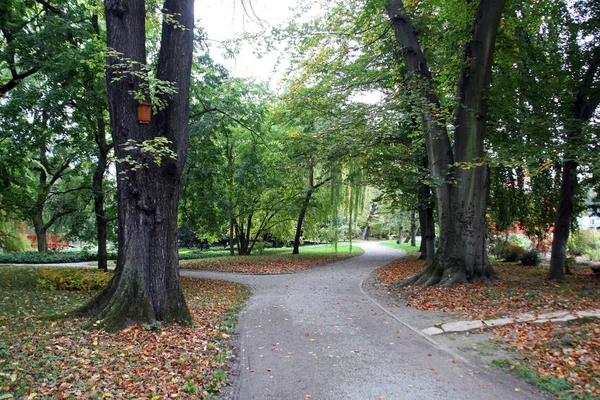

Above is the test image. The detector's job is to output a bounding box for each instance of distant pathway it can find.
[181,243,545,400]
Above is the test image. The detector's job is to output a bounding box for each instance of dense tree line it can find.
[1,0,598,329]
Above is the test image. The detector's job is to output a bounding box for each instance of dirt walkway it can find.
[181,242,547,400]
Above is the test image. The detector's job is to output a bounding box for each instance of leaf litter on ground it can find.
[180,253,359,274]
[375,256,600,398]
[0,267,249,399]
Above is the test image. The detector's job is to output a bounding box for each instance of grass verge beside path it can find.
[181,244,364,274]
[0,266,248,399]
[375,256,600,399]
[377,240,421,256]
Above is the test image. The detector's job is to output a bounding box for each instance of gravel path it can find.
[181,242,547,400]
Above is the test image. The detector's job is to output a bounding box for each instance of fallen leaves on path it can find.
[374,256,600,397]
[0,277,248,398]
[181,253,356,274]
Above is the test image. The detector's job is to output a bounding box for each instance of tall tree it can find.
[548,0,600,280]
[385,0,505,286]
[78,0,194,331]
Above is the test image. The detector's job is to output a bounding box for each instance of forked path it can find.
[181,243,545,400]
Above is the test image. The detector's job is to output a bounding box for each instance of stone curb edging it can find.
[422,310,600,336]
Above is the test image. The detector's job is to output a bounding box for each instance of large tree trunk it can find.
[418,182,435,265]
[548,160,577,281]
[78,0,194,331]
[549,56,599,280]
[33,215,47,252]
[386,0,504,286]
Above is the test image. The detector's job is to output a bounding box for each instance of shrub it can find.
[37,268,113,291]
[0,250,117,264]
[587,249,600,261]
[567,229,600,257]
[503,245,526,262]
[520,249,541,266]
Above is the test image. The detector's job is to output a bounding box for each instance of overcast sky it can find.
[194,0,304,86]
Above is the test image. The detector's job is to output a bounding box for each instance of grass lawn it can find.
[180,243,364,274]
[375,256,600,399]
[0,266,248,398]
[377,239,422,256]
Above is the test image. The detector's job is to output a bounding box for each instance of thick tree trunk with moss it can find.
[78,0,194,331]
[386,0,503,287]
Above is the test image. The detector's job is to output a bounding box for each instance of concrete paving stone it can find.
[536,311,570,320]
[421,327,444,336]
[575,310,600,318]
[513,313,536,322]
[535,314,578,326]
[482,318,514,328]
[441,320,484,333]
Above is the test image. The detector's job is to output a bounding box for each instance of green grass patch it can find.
[491,359,577,399]
[378,240,421,256]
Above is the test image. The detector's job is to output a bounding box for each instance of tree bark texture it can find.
[80,0,194,331]
[549,55,600,280]
[386,0,504,286]
[418,183,435,265]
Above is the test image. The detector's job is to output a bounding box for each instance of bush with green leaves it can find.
[503,245,526,262]
[567,229,600,257]
[36,268,113,291]
[519,249,541,266]
[0,250,117,264]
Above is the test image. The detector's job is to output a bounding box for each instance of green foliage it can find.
[117,136,177,175]
[0,211,30,252]
[567,229,600,257]
[0,250,117,264]
[503,245,526,262]
[36,268,112,292]
[520,249,541,266]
